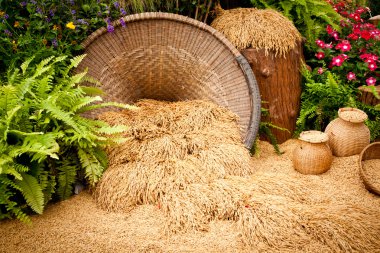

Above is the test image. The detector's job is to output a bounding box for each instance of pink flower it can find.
[348,33,359,40]
[324,43,333,49]
[331,55,345,67]
[318,67,324,74]
[335,40,351,52]
[331,31,339,40]
[366,77,377,86]
[315,52,325,59]
[361,30,372,40]
[347,72,356,81]
[368,62,377,71]
[341,54,349,60]
[360,53,379,63]
[315,39,325,48]
[326,25,334,34]
[355,7,366,14]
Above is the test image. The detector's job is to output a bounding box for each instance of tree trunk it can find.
[241,42,303,143]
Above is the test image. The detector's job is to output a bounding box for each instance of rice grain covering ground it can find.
[1,100,380,252]
[211,7,302,56]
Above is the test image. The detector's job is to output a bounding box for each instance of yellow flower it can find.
[42,39,47,45]
[71,40,77,45]
[53,25,58,30]
[66,22,76,30]
[0,11,4,17]
[14,21,20,27]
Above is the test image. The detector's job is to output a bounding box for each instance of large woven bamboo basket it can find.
[76,12,261,148]
[359,142,380,195]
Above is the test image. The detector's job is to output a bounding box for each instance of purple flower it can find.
[21,1,27,7]
[107,24,114,33]
[113,2,119,8]
[77,19,89,25]
[4,14,9,19]
[52,38,58,48]
[49,9,54,17]
[71,10,76,15]
[4,29,12,37]
[69,0,75,5]
[46,17,51,22]
[120,18,126,27]
[36,7,43,14]
[106,17,112,24]
[30,0,37,4]
[120,8,127,16]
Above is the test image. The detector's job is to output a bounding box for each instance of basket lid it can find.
[299,130,329,143]
[338,107,368,123]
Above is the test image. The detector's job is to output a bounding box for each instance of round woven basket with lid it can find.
[292,130,333,175]
[325,108,370,157]
[359,142,380,195]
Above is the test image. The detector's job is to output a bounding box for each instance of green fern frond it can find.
[77,148,104,186]
[20,57,35,75]
[80,86,104,96]
[71,96,103,113]
[57,165,77,200]
[95,125,129,135]
[63,54,86,76]
[15,173,44,214]
[78,102,139,113]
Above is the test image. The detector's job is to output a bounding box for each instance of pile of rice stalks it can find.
[96,99,253,212]
[211,6,302,56]
[96,99,380,251]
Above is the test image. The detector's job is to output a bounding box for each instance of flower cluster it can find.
[312,1,380,87]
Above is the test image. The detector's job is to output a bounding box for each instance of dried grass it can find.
[211,6,302,57]
[1,138,380,252]
[95,99,253,212]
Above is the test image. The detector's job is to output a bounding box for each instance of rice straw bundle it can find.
[95,100,253,212]
[161,175,380,251]
[211,6,302,57]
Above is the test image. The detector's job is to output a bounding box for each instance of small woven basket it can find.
[359,142,380,195]
[292,131,333,175]
[325,107,370,157]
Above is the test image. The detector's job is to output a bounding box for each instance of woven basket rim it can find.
[338,107,368,123]
[299,130,329,143]
[359,142,380,195]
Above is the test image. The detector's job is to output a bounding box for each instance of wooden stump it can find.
[358,86,380,106]
[241,43,303,143]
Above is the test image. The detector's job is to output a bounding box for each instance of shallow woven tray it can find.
[76,12,261,148]
[359,142,380,195]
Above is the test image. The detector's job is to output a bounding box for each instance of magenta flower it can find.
[335,40,351,52]
[341,54,349,60]
[347,72,356,81]
[331,31,339,40]
[315,39,325,48]
[348,33,359,40]
[324,43,333,49]
[368,62,377,71]
[331,55,345,67]
[326,25,334,34]
[317,67,324,74]
[366,77,377,86]
[315,52,325,59]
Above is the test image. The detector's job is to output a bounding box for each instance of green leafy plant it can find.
[0,54,131,222]
[250,0,343,49]
[251,104,289,155]
[296,65,357,134]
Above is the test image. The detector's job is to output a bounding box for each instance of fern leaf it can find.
[80,86,105,96]
[71,96,103,112]
[15,173,44,214]
[77,148,105,186]
[96,125,129,135]
[78,102,139,113]
[41,99,82,133]
[57,165,76,200]
[20,57,35,75]
[3,105,22,140]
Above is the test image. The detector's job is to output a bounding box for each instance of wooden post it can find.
[241,41,303,143]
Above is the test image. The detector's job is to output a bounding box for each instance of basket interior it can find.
[76,13,261,147]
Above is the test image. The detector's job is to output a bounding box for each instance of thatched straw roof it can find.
[211,7,302,57]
